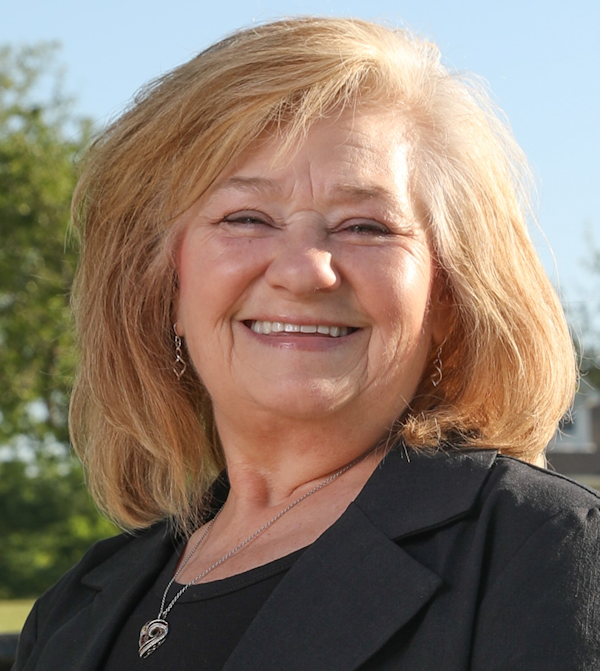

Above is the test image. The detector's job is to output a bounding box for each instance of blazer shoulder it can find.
[477,454,600,551]
[33,521,171,623]
[471,462,600,669]
[490,454,600,511]
[14,522,174,670]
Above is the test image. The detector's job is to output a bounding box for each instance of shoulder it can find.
[14,521,173,669]
[14,522,175,670]
[469,456,600,667]
[481,453,600,536]
[358,446,599,544]
[467,453,600,595]
[36,521,173,616]
[371,444,600,563]
[39,522,169,600]
[488,453,600,510]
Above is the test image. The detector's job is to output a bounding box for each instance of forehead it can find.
[207,107,416,207]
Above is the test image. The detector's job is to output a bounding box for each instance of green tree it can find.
[0,459,116,598]
[0,42,79,447]
[0,43,116,599]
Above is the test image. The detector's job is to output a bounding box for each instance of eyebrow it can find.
[211,176,282,195]
[210,176,406,216]
[329,183,399,205]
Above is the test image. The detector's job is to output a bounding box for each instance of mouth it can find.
[243,320,359,338]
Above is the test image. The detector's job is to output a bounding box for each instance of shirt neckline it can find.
[154,545,307,602]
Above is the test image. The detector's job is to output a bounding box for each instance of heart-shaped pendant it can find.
[139,619,169,658]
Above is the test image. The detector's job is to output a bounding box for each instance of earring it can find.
[431,343,443,387]
[172,323,187,380]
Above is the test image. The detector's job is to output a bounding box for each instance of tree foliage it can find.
[0,43,116,599]
[0,43,81,447]
[0,459,116,599]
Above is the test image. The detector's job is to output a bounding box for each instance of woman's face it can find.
[176,108,447,430]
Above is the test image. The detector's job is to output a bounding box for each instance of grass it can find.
[0,600,35,633]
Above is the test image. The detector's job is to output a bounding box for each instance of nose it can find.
[264,224,340,296]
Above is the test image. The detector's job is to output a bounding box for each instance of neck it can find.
[213,405,393,509]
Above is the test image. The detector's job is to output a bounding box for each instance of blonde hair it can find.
[70,17,576,531]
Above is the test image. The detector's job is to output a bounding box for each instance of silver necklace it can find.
[138,453,367,658]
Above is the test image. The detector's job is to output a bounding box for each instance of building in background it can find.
[547,383,600,491]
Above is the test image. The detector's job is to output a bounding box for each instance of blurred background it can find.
[1,0,599,662]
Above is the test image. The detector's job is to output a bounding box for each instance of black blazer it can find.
[13,448,600,670]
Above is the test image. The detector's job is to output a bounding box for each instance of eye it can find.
[338,220,392,236]
[222,211,271,226]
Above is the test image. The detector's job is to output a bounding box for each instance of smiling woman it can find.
[14,16,600,671]
[175,109,441,434]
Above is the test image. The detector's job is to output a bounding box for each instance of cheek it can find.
[364,254,433,339]
[176,235,270,335]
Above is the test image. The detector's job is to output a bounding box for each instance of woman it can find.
[13,17,599,671]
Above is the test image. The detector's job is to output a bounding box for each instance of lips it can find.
[245,320,357,337]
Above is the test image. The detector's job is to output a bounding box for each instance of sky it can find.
[3,0,599,330]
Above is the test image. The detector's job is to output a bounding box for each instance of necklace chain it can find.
[138,452,369,658]
[161,454,363,617]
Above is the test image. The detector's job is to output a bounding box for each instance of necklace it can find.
[138,453,368,658]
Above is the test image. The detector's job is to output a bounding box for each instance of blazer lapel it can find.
[224,447,497,671]
[224,503,442,671]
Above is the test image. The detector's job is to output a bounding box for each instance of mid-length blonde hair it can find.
[70,17,577,531]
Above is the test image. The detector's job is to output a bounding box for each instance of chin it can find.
[252,381,357,420]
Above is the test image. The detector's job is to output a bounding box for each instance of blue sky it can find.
[3,0,599,328]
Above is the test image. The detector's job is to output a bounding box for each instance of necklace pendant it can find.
[139,619,169,658]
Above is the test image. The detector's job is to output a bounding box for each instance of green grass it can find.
[0,600,35,633]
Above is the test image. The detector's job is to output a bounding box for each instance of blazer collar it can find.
[354,446,498,539]
[40,446,497,671]
[80,445,497,590]
[81,523,176,591]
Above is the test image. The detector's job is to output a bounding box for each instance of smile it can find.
[246,320,356,337]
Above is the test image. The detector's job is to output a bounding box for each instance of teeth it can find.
[249,321,350,337]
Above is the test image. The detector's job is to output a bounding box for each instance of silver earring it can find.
[431,343,443,387]
[172,323,187,380]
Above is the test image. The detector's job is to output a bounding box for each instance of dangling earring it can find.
[172,323,187,380]
[431,343,443,387]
